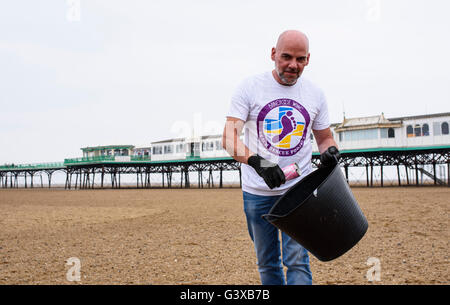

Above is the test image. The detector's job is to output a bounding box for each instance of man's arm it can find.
[312,127,338,153]
[222,116,286,189]
[313,127,341,167]
[222,117,254,164]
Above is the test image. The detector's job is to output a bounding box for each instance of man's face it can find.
[271,39,310,86]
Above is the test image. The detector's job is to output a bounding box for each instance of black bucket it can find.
[262,164,368,262]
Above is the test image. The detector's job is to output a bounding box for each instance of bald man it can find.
[222,30,340,285]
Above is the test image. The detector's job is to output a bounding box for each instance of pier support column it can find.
[101,167,105,189]
[185,167,190,188]
[208,169,213,188]
[405,164,410,185]
[433,162,437,185]
[344,165,349,184]
[48,172,53,188]
[238,167,242,188]
[370,164,374,187]
[147,170,151,188]
[198,170,203,188]
[415,162,419,186]
[365,164,369,187]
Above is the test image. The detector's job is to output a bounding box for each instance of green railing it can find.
[63,155,152,165]
[0,162,65,170]
[131,156,152,161]
[64,156,115,165]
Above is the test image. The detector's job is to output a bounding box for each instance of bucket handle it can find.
[261,187,319,223]
[261,213,281,222]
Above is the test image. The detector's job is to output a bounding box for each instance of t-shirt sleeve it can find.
[312,89,330,130]
[227,80,251,122]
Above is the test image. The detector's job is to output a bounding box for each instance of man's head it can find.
[271,30,310,86]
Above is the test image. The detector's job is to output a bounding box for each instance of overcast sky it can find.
[1,0,449,164]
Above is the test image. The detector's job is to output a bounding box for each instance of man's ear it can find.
[271,47,276,61]
[305,53,311,66]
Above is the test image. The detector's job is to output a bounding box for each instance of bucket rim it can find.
[263,164,341,220]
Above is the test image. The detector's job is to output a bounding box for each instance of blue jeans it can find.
[243,191,312,285]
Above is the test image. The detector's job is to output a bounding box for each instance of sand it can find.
[0,187,448,284]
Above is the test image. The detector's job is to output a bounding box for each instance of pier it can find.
[1,146,449,189]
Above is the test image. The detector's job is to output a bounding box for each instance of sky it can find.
[1,0,449,164]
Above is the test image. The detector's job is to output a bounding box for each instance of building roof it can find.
[201,134,222,140]
[388,112,450,122]
[81,145,135,152]
[334,113,402,132]
[151,134,227,144]
[151,138,185,144]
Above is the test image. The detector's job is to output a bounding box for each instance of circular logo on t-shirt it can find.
[257,99,310,156]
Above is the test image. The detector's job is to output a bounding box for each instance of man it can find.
[222,30,340,285]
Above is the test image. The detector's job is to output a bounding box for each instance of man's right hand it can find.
[247,155,286,189]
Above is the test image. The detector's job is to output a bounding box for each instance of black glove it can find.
[319,146,341,168]
[247,154,286,189]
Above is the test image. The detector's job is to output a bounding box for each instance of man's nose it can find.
[288,60,299,70]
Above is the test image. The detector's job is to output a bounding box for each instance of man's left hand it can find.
[319,146,341,168]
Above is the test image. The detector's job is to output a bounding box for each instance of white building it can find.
[150,138,188,162]
[79,112,450,162]
[327,112,450,151]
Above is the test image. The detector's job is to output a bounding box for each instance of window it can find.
[339,132,343,142]
[406,125,414,137]
[433,122,441,136]
[164,145,173,154]
[414,124,421,137]
[152,146,162,155]
[422,124,429,136]
[215,140,222,150]
[176,143,185,153]
[343,129,378,141]
[381,128,395,139]
[114,149,121,156]
[193,143,200,154]
[388,128,395,138]
[202,141,214,151]
[442,122,449,135]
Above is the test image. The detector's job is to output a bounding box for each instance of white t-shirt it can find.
[227,71,330,196]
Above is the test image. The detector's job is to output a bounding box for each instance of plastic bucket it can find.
[262,164,368,262]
